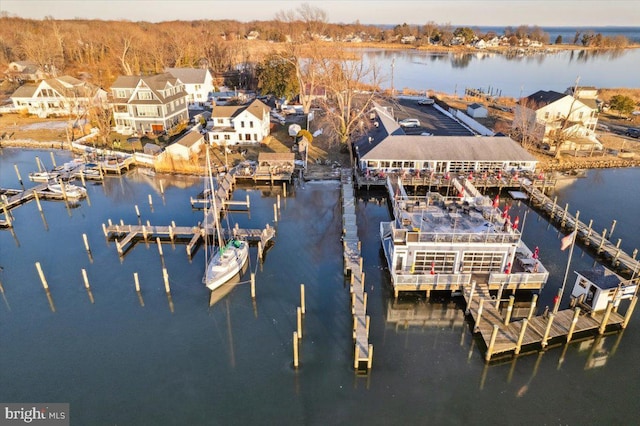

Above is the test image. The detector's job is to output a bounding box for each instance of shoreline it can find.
[2,138,639,175]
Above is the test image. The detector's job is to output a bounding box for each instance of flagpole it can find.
[555,212,580,314]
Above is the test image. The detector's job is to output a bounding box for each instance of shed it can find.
[570,266,637,312]
[467,103,488,118]
[143,143,163,155]
[165,131,204,161]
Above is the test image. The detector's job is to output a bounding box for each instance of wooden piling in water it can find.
[622,296,637,329]
[250,273,256,299]
[273,203,278,222]
[474,299,484,333]
[282,182,287,197]
[2,203,12,227]
[134,272,141,292]
[13,164,23,187]
[36,156,43,172]
[466,281,477,315]
[527,294,538,320]
[297,307,303,339]
[485,325,499,362]
[163,268,170,294]
[354,344,359,370]
[365,315,370,338]
[293,331,299,368]
[277,194,281,210]
[135,205,141,218]
[566,307,581,342]
[82,233,91,252]
[35,262,49,290]
[541,313,555,348]
[156,237,163,257]
[367,344,374,369]
[300,284,305,314]
[599,302,614,335]
[148,194,153,208]
[610,220,617,238]
[514,318,528,355]
[49,151,57,168]
[505,295,515,325]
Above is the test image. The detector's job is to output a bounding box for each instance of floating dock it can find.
[341,169,373,372]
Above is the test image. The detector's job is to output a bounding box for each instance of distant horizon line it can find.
[1,14,639,28]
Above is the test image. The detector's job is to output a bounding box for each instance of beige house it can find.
[10,76,106,118]
[165,67,214,105]
[513,90,599,147]
[110,73,189,135]
[4,61,51,83]
[165,131,205,161]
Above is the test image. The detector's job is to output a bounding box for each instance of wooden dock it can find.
[103,221,275,258]
[463,282,636,361]
[341,169,373,372]
[521,182,640,276]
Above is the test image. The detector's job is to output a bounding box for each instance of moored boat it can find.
[46,183,87,200]
[29,171,60,182]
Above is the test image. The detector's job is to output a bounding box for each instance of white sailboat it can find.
[203,150,249,291]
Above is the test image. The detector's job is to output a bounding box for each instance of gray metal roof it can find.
[358,135,537,162]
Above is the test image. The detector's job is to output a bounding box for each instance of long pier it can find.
[341,169,373,372]
[521,182,640,276]
[464,282,635,361]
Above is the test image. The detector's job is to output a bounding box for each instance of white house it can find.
[165,67,214,105]
[10,76,107,118]
[467,103,488,118]
[110,73,189,135]
[208,99,271,146]
[3,61,51,82]
[512,90,599,146]
[570,266,637,312]
[164,131,205,161]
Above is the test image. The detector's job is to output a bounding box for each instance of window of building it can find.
[544,112,550,119]
[412,251,457,274]
[240,121,245,128]
[136,105,159,117]
[461,252,504,273]
[212,134,219,140]
[249,121,254,128]
[138,91,152,100]
[224,134,230,140]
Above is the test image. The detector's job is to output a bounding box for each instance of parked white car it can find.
[399,118,421,128]
[417,98,434,105]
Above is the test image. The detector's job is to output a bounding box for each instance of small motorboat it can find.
[29,171,60,182]
[47,183,87,200]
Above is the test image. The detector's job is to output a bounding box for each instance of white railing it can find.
[393,272,472,287]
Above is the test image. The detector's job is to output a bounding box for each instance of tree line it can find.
[1,12,632,90]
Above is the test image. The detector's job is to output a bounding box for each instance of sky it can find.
[1,0,639,26]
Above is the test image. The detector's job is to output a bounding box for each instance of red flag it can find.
[505,262,511,274]
[512,215,520,230]
[492,195,499,208]
[501,205,510,218]
[458,188,464,198]
[445,172,450,180]
[497,171,502,180]
[513,171,519,181]
[532,246,539,259]
[468,171,473,180]
[538,172,544,180]
[430,261,436,275]
[561,231,576,251]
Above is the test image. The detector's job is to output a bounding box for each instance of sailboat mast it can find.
[206,148,224,248]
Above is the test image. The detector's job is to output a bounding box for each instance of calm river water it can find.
[1,148,639,425]
[357,47,640,98]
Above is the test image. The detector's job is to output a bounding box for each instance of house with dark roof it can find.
[10,76,107,118]
[512,89,599,148]
[110,73,189,135]
[354,103,537,174]
[570,266,637,312]
[165,68,214,104]
[207,99,271,146]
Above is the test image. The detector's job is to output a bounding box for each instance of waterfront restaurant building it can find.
[354,103,538,175]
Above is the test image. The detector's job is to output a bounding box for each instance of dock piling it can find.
[162,268,171,294]
[610,220,617,238]
[514,318,528,355]
[156,237,163,257]
[300,284,305,314]
[567,307,581,342]
[527,294,538,320]
[35,262,49,290]
[541,313,555,348]
[297,307,303,339]
[367,344,374,369]
[598,302,614,335]
[505,295,515,325]
[82,233,91,253]
[134,272,141,293]
[135,205,141,219]
[13,164,24,188]
[485,325,499,362]
[250,273,256,299]
[273,203,278,223]
[293,331,299,368]
[49,152,57,168]
[148,194,153,209]
[474,299,484,333]
[622,296,637,328]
